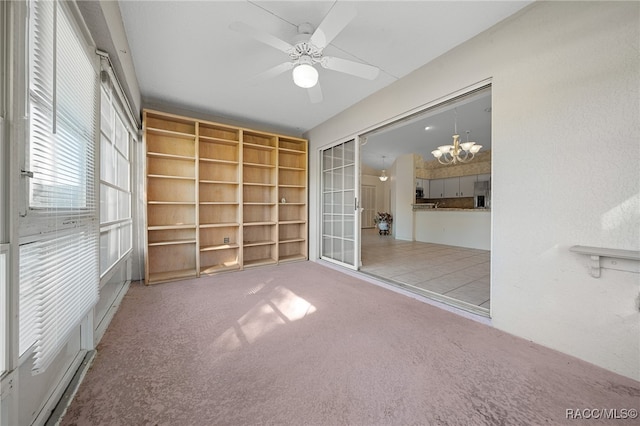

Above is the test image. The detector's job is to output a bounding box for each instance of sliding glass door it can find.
[320,139,359,269]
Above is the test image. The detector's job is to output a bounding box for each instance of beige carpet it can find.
[61,261,639,425]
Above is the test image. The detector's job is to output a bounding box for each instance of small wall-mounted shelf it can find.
[570,245,640,278]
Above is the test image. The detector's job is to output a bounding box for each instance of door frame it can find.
[318,135,362,270]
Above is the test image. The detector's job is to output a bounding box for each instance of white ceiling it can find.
[118,0,531,169]
[362,87,492,170]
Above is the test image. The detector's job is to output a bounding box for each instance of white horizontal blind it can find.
[19,0,99,374]
[19,230,98,374]
[28,0,96,215]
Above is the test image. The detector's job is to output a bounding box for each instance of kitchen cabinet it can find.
[429,175,477,198]
[429,179,444,198]
[416,178,429,199]
[459,175,477,197]
[444,177,459,198]
[422,179,429,198]
[477,174,491,182]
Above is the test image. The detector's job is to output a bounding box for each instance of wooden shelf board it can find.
[200,180,239,185]
[148,269,197,284]
[243,162,276,169]
[244,202,276,206]
[146,127,196,139]
[243,182,276,187]
[243,258,277,268]
[200,222,240,228]
[243,221,276,226]
[279,238,305,244]
[148,224,197,231]
[148,239,196,247]
[278,166,305,171]
[243,142,276,151]
[199,135,239,145]
[200,202,239,205]
[279,220,306,225]
[199,158,239,165]
[278,147,306,154]
[147,174,195,181]
[200,243,239,252]
[243,240,276,247]
[200,264,240,275]
[279,202,305,206]
[148,201,196,205]
[278,254,307,262]
[147,152,195,161]
[278,184,305,188]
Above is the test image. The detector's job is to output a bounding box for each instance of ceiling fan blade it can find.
[308,82,323,103]
[321,56,380,80]
[250,62,294,84]
[309,3,357,49]
[229,21,293,54]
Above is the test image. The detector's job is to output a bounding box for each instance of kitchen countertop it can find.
[412,204,490,212]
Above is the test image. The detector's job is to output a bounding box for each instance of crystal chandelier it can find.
[431,110,482,165]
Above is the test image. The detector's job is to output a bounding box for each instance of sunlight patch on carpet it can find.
[214,285,317,349]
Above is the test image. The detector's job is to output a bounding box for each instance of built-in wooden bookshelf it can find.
[144,109,307,284]
[198,122,241,276]
[144,111,198,284]
[278,137,308,262]
[243,131,277,268]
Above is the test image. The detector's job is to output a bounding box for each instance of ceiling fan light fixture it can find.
[292,63,318,88]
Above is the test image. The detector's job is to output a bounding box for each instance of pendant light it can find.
[379,156,388,182]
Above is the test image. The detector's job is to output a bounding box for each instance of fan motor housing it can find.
[290,24,322,62]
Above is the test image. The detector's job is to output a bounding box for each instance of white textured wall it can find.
[392,154,415,241]
[306,1,640,380]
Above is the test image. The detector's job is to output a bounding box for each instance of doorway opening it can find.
[358,85,492,316]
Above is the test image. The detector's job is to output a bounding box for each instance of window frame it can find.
[20,0,100,239]
[18,0,100,373]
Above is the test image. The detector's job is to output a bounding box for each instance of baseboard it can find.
[44,350,96,426]
[94,279,131,345]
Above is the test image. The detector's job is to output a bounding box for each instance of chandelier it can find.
[379,156,388,182]
[431,110,482,165]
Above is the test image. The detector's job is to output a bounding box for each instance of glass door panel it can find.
[321,139,358,268]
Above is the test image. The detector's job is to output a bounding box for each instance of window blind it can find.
[19,230,98,374]
[28,0,96,214]
[19,0,99,374]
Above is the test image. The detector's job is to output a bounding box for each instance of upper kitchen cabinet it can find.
[430,179,444,198]
[429,175,479,199]
[459,175,477,197]
[416,178,429,199]
[444,176,476,198]
[443,177,459,198]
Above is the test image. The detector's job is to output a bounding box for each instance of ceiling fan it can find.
[230,4,380,103]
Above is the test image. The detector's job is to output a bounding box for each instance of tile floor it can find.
[360,228,491,314]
